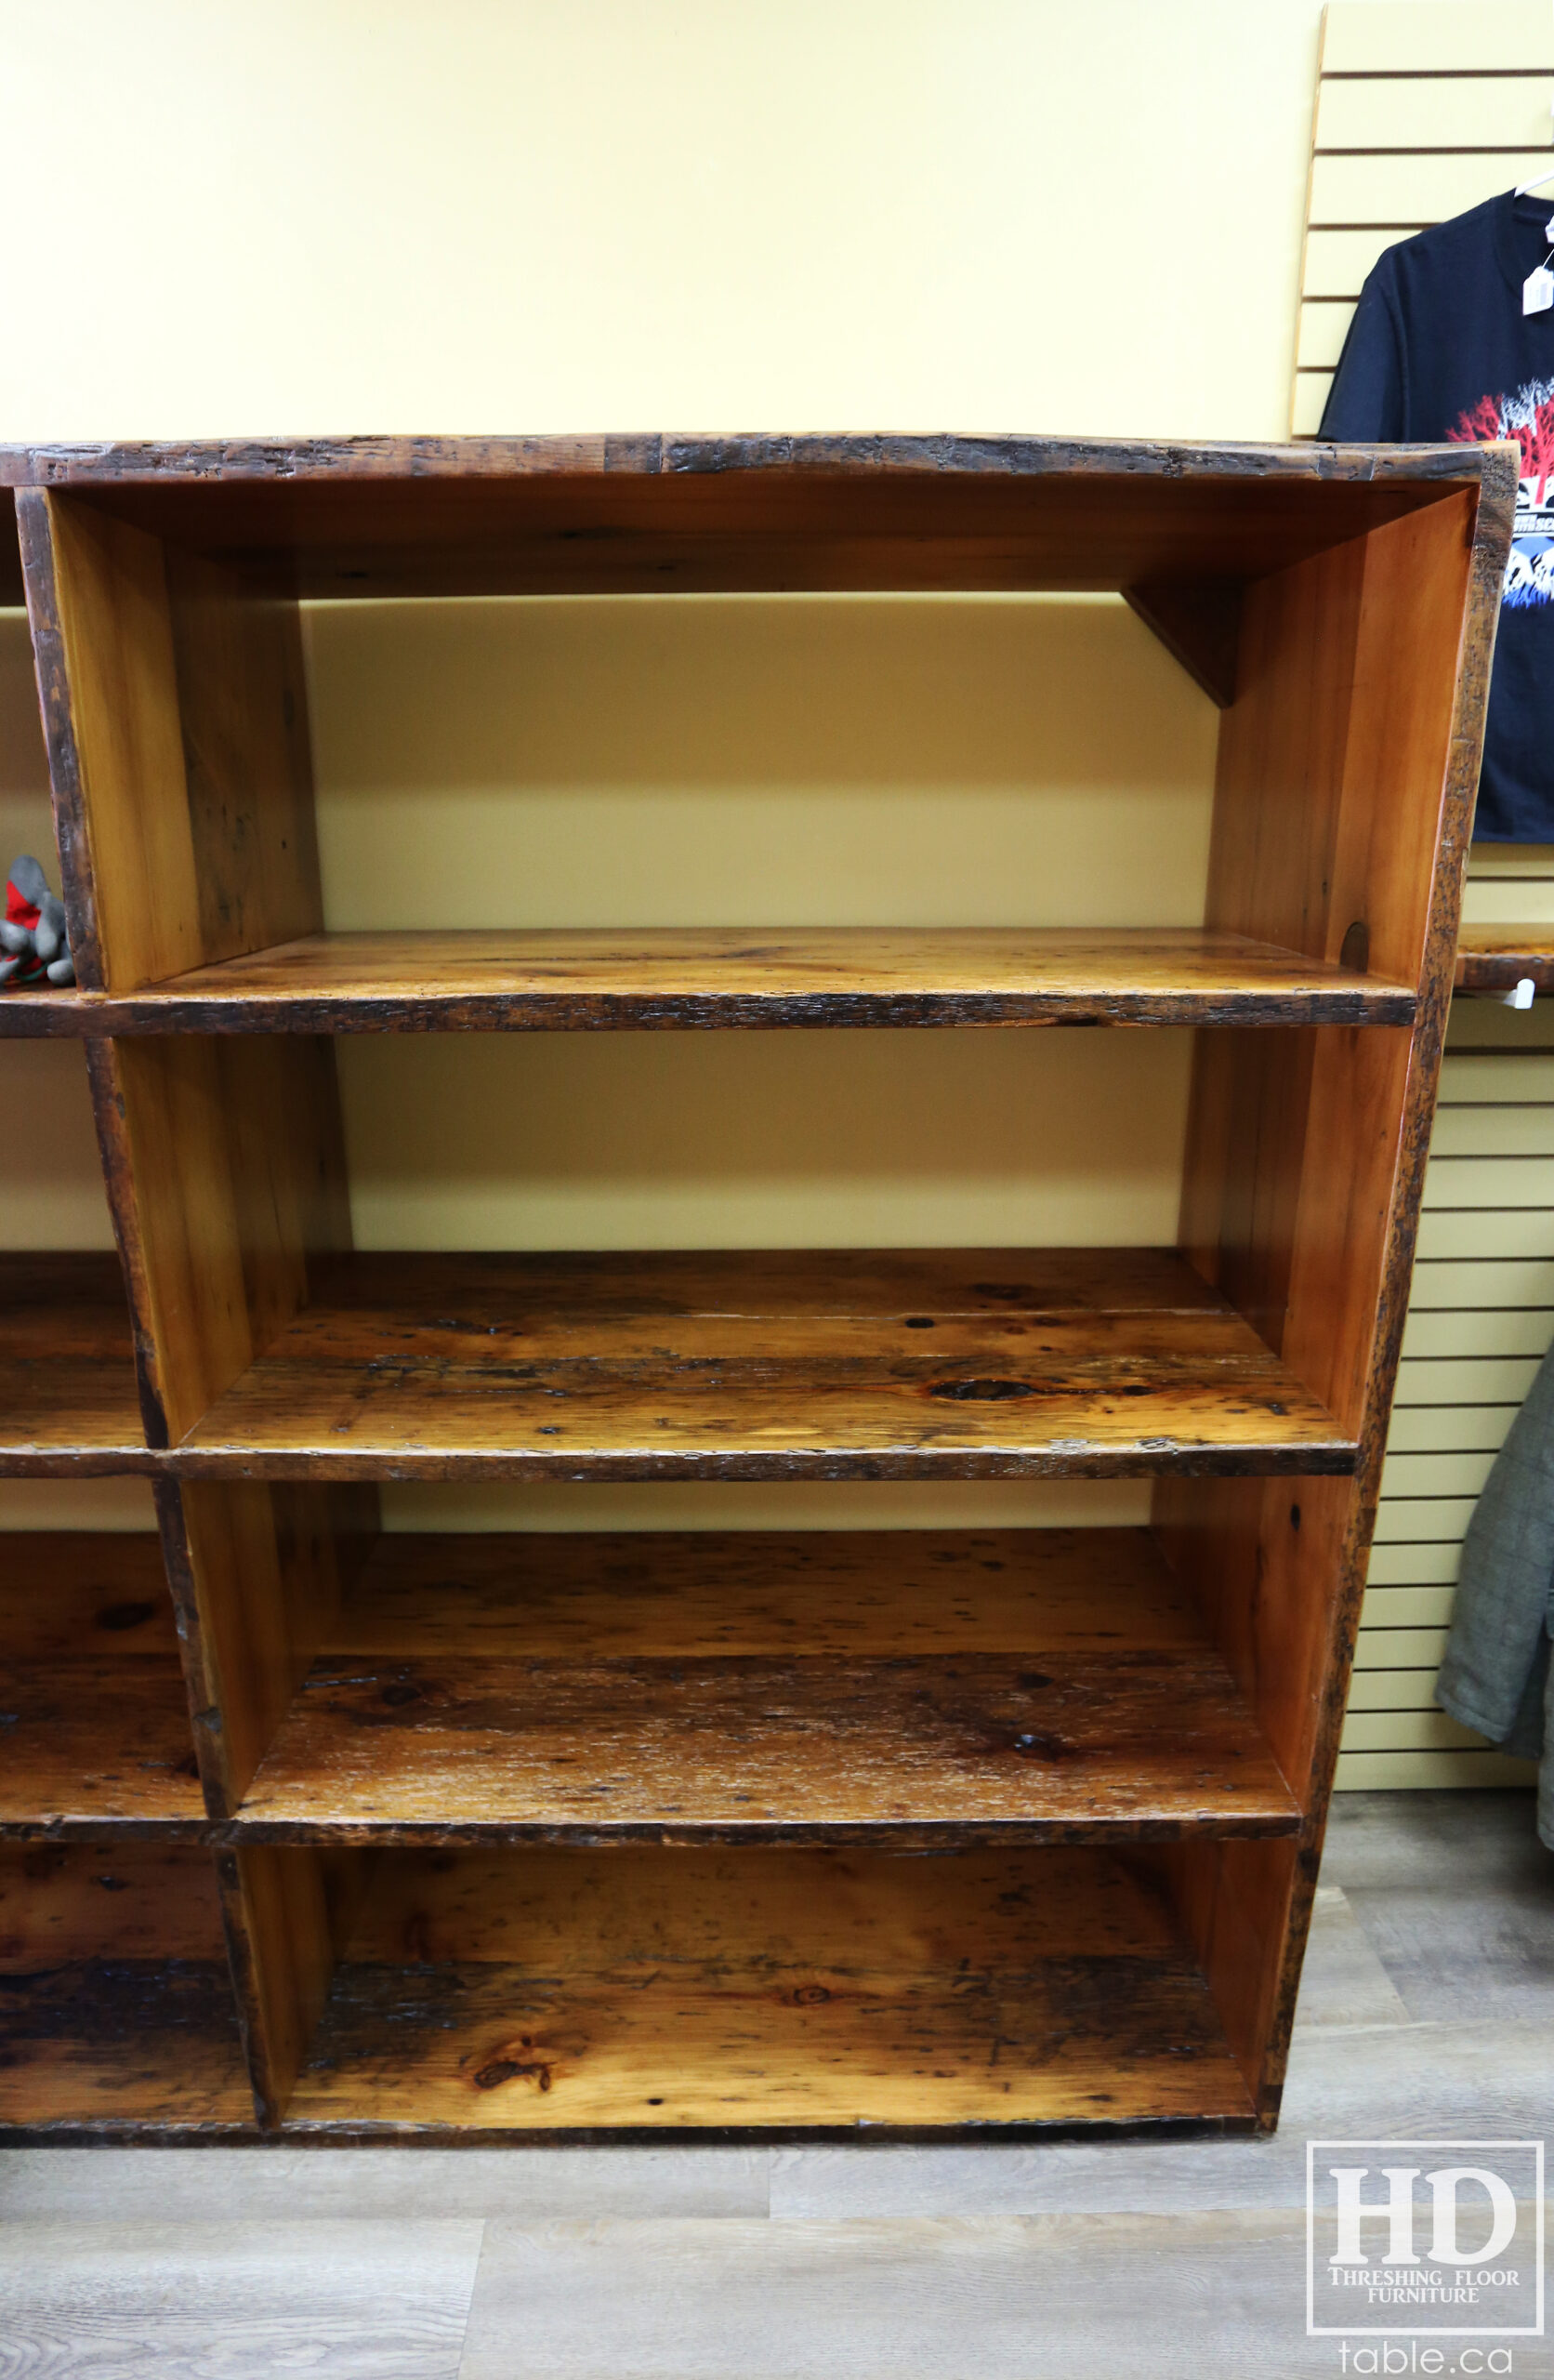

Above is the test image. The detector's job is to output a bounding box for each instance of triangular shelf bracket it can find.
[1124,580,1243,708]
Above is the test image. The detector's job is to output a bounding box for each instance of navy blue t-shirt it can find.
[1321,190,1554,840]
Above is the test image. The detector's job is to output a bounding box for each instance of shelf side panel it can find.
[217,1843,362,2130]
[1159,469,1509,2120]
[17,490,323,997]
[89,1034,353,1446]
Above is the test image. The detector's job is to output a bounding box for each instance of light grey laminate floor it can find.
[2,1792,1550,2378]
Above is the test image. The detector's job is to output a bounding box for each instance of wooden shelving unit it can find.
[0,431,1513,2138]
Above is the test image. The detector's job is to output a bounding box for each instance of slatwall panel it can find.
[1294,1,1554,435]
[1338,987,1552,1788]
[1292,7,1550,1787]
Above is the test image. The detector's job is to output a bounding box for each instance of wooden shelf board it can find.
[233,1528,1297,1845]
[0,1538,205,1837]
[0,1256,152,1474]
[2,434,1484,602]
[0,1843,254,2132]
[284,1844,1256,2132]
[1455,925,1554,993]
[170,1249,1355,1482]
[0,929,1416,1034]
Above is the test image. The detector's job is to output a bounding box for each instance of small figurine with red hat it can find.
[0,855,74,987]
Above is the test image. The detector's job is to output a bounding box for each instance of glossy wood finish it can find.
[0,1843,254,2134]
[231,1528,1298,1845]
[0,435,1512,2138]
[0,433,1500,605]
[0,1536,204,1838]
[17,489,322,996]
[1156,473,1509,2120]
[0,929,1416,1034]
[167,1248,1354,1482]
[284,1844,1254,2132]
[1121,581,1242,707]
[91,1036,353,1448]
[0,1255,150,1474]
[1454,923,1554,992]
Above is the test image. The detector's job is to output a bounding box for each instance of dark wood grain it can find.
[0,489,21,606]
[1454,923,1554,991]
[229,1527,1297,1846]
[16,494,323,998]
[0,432,1513,2138]
[0,1253,151,1473]
[284,1844,1253,2132]
[0,434,1498,609]
[1156,452,1518,2125]
[165,1247,1354,1481]
[1122,582,1242,707]
[0,1842,253,2132]
[0,1534,204,1837]
[0,927,1416,1035]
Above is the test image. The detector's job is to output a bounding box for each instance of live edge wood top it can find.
[0,1538,204,1838]
[0,928,1416,1036]
[288,1843,1255,2132]
[1,432,1503,602]
[171,1247,1354,1481]
[0,1256,151,1474]
[234,1527,1298,1847]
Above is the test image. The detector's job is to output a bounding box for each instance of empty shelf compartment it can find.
[235,1528,1299,1844]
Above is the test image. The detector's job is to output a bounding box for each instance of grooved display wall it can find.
[0,433,1513,2137]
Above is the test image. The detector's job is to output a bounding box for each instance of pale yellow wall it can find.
[0,0,1375,1533]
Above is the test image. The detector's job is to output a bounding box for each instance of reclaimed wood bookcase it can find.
[0,433,1513,2139]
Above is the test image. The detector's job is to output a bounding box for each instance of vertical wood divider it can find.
[1155,468,1512,2121]
[21,483,377,2125]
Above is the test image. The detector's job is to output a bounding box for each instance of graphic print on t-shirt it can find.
[1449,382,1554,605]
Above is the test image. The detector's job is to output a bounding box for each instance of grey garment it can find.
[1436,1337,1554,1848]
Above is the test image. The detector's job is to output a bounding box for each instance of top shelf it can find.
[2,434,1495,601]
[0,927,1415,1035]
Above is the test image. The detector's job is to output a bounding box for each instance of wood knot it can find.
[473,2056,552,2093]
[95,1601,155,1633]
[929,1379,1035,1402]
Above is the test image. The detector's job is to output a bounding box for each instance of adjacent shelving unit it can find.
[0,431,1513,2138]
[1455,923,1554,995]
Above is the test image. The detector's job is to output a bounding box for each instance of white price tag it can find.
[1525,265,1554,314]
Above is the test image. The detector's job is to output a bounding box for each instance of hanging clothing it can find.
[1319,189,1554,840]
[1436,1335,1554,1845]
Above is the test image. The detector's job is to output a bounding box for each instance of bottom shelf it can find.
[286,1844,1257,2133]
[0,1844,255,2134]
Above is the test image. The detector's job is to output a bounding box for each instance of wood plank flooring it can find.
[2,1792,1550,2373]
